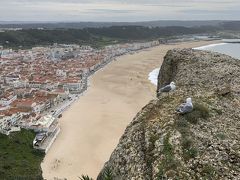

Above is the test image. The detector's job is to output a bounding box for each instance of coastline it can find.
[41,40,220,180]
[193,42,227,50]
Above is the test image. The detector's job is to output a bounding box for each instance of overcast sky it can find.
[0,0,240,22]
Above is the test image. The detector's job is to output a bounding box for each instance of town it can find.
[0,40,159,152]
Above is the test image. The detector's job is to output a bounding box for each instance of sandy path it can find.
[42,41,218,180]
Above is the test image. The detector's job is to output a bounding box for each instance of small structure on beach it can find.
[32,115,60,153]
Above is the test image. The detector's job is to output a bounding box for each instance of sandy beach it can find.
[41,40,219,180]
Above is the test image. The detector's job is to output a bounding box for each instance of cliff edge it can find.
[97,49,240,180]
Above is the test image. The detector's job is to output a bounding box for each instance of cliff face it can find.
[97,49,240,180]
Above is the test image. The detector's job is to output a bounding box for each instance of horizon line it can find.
[0,20,240,24]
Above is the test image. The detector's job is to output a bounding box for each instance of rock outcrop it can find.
[97,49,240,180]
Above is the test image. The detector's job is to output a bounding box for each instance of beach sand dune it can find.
[41,41,218,180]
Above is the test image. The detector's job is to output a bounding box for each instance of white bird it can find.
[158,82,176,96]
[176,98,194,114]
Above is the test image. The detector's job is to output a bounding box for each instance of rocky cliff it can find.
[97,49,240,180]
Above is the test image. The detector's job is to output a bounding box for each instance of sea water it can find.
[194,42,240,59]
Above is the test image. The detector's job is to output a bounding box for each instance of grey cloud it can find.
[3,0,240,4]
[183,9,235,14]
[0,0,240,21]
[84,9,143,14]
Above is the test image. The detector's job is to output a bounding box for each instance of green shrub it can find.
[157,133,178,179]
[79,175,94,180]
[175,119,189,136]
[102,167,113,180]
[163,133,173,156]
[83,167,113,180]
[176,119,188,128]
[184,103,210,124]
[182,138,193,150]
[201,165,216,178]
[183,147,198,160]
[0,129,44,179]
[216,133,226,140]
[149,133,159,151]
[212,108,223,115]
[176,120,198,161]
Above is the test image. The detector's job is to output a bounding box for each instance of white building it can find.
[0,116,12,134]
[33,103,46,114]
[56,69,67,77]
[4,75,20,84]
[23,51,35,61]
[0,112,22,135]
[49,48,64,61]
[0,49,13,58]
[45,82,59,90]
[30,115,57,132]
[0,94,17,106]
[63,81,82,92]
[51,89,69,99]
[28,81,45,89]
[11,80,28,88]
[0,105,9,111]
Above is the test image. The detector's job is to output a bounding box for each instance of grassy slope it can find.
[0,129,44,180]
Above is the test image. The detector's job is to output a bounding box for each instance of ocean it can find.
[148,42,240,86]
[194,42,240,59]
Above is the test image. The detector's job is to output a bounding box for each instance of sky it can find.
[0,0,240,22]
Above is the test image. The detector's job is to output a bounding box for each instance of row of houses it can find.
[0,87,69,134]
[0,110,22,135]
[0,40,160,152]
[1,75,83,93]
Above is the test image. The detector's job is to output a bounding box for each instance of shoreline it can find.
[148,68,160,86]
[193,42,227,50]
[41,40,220,180]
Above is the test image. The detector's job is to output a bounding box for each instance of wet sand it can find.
[41,41,218,179]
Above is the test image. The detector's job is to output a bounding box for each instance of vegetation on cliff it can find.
[97,49,240,179]
[0,129,44,179]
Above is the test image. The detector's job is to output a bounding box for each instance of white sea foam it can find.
[193,43,227,50]
[148,68,160,86]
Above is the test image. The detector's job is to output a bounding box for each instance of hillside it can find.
[0,26,217,49]
[0,20,238,29]
[2,22,240,49]
[97,49,240,179]
[0,129,44,179]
